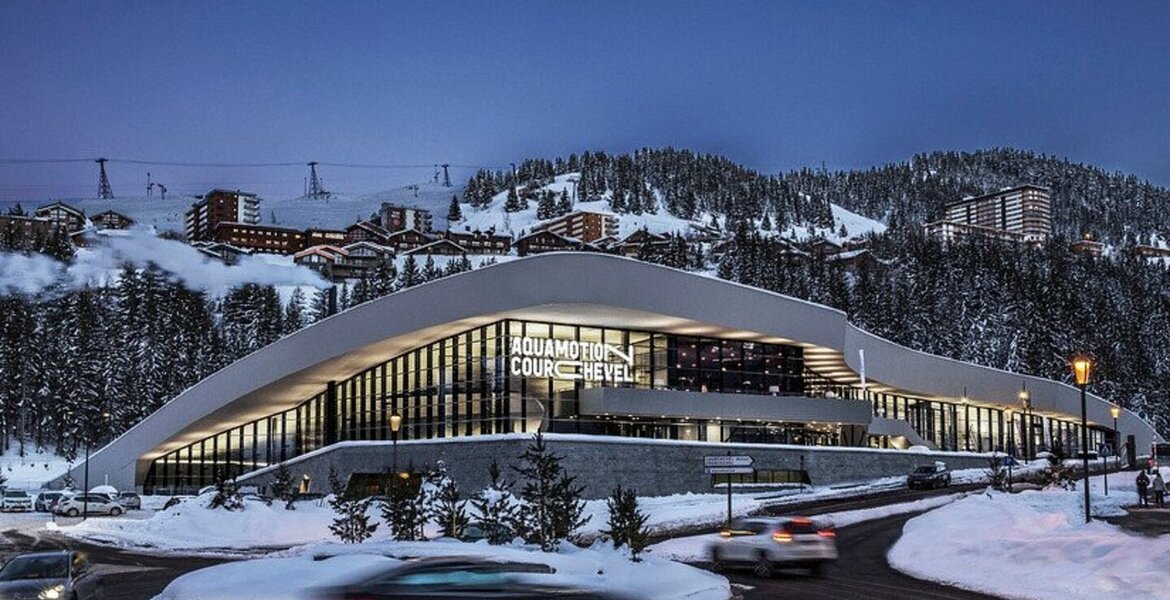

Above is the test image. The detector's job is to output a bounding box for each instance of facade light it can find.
[1072,357,1092,386]
[1110,406,1121,420]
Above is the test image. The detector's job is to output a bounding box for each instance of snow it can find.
[0,447,73,490]
[888,469,1170,600]
[0,227,327,296]
[154,539,729,600]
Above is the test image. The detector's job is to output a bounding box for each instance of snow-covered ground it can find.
[0,447,73,489]
[154,538,729,600]
[889,468,1170,600]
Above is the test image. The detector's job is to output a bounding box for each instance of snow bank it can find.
[888,470,1167,600]
[0,447,73,490]
[154,539,729,600]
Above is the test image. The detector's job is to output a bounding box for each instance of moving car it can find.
[116,492,142,510]
[708,517,838,578]
[0,550,94,600]
[0,489,33,512]
[310,557,629,599]
[52,494,125,517]
[907,462,951,489]
[34,491,67,513]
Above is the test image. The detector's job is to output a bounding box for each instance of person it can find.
[1153,471,1166,509]
[1136,469,1150,507]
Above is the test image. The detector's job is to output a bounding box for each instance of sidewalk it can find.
[1101,506,1170,536]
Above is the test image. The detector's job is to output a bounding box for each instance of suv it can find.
[53,494,125,517]
[116,491,142,510]
[708,517,838,577]
[907,463,951,489]
[34,491,66,513]
[0,489,33,512]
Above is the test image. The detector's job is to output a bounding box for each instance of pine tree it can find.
[208,469,244,511]
[512,432,590,550]
[328,466,378,543]
[602,485,650,561]
[270,462,296,509]
[536,190,556,220]
[432,474,470,539]
[556,189,572,216]
[399,255,422,288]
[422,255,441,282]
[504,187,525,212]
[381,475,426,541]
[446,195,463,223]
[283,288,307,335]
[471,460,519,545]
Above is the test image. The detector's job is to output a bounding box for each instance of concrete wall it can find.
[236,434,993,499]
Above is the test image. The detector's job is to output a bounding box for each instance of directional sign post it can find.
[705,453,755,528]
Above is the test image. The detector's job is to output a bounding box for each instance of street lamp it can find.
[1108,405,1121,494]
[1006,408,1015,489]
[389,412,403,477]
[1072,356,1092,524]
[83,411,111,522]
[1018,387,1032,462]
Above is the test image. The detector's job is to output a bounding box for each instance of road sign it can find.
[704,455,754,468]
[1003,456,1018,467]
[704,466,755,475]
[1098,444,1112,458]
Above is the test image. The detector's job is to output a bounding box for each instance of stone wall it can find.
[237,434,994,499]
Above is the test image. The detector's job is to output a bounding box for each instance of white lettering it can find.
[507,335,635,383]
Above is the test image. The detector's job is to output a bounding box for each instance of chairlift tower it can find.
[96,158,114,199]
[307,161,328,198]
[441,163,451,188]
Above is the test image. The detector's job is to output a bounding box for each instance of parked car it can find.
[907,462,951,489]
[708,517,838,578]
[34,491,67,513]
[0,489,33,512]
[116,491,142,510]
[52,494,126,517]
[309,557,630,599]
[0,550,95,600]
[462,520,516,543]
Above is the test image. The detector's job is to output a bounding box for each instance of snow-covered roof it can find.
[294,244,349,261]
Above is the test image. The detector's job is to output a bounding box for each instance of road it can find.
[0,526,232,600]
[718,512,999,600]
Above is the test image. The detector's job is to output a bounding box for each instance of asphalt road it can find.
[0,527,232,600]
[716,512,1000,600]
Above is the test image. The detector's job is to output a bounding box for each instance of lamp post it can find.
[1072,356,1092,524]
[1107,405,1121,495]
[1018,387,1032,462]
[389,412,403,477]
[1006,408,1015,489]
[82,411,111,522]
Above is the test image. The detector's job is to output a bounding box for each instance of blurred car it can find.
[907,463,951,490]
[34,491,67,513]
[0,490,33,512]
[708,517,838,578]
[52,494,125,517]
[310,557,629,599]
[461,521,516,543]
[116,492,142,510]
[0,550,94,600]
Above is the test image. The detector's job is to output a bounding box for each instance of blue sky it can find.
[1,1,1168,199]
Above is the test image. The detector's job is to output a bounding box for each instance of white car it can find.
[708,517,838,577]
[0,489,34,512]
[52,493,126,517]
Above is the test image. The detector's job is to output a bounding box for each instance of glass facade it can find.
[142,318,1109,494]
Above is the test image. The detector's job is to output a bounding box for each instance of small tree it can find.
[504,187,525,212]
[986,455,1010,493]
[433,475,470,539]
[1040,445,1076,490]
[602,485,651,561]
[513,432,590,550]
[270,462,296,509]
[382,473,427,541]
[471,460,520,545]
[327,467,378,544]
[208,469,244,511]
[446,195,463,223]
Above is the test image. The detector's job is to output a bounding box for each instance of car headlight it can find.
[39,584,65,599]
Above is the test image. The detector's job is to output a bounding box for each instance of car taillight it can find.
[818,529,836,538]
[772,532,793,543]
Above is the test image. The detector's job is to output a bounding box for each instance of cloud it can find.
[0,227,327,296]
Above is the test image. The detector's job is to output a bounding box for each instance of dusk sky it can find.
[2,1,1168,200]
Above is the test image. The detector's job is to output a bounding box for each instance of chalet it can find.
[611,229,670,258]
[404,239,468,257]
[826,248,878,273]
[91,210,135,230]
[1131,244,1170,259]
[305,228,347,248]
[806,237,843,257]
[383,228,437,253]
[294,245,353,280]
[441,229,512,254]
[0,214,56,240]
[192,241,254,266]
[344,220,393,245]
[379,204,433,233]
[342,240,395,269]
[34,201,86,232]
[514,230,586,256]
[1069,239,1105,257]
[213,222,305,255]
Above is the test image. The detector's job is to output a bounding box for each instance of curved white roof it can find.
[71,252,1161,489]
